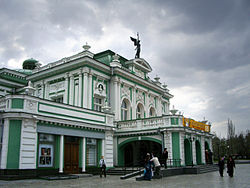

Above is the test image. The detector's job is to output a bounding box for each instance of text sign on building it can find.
[183,117,210,132]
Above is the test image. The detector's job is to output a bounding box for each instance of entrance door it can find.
[64,136,79,174]
[184,139,192,166]
[195,140,202,165]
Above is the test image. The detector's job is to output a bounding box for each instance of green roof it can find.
[94,50,128,67]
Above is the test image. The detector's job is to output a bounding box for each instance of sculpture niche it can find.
[130,33,141,58]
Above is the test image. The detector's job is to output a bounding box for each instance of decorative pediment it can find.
[125,58,152,73]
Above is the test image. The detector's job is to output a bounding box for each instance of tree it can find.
[227,118,235,155]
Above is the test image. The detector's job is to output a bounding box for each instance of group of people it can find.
[143,148,168,181]
[218,155,236,177]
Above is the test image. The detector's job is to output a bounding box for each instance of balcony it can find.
[116,115,183,132]
[0,95,114,128]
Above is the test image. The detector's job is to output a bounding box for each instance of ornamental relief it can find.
[26,99,37,112]
[134,68,144,79]
[94,80,106,97]
[148,95,155,107]
[121,85,130,99]
[136,91,143,104]
[50,81,64,93]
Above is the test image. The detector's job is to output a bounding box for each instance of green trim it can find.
[38,122,104,133]
[171,118,179,125]
[49,90,65,95]
[81,74,84,108]
[7,120,22,169]
[67,77,70,104]
[129,87,132,101]
[38,102,106,124]
[172,132,180,166]
[97,139,102,165]
[0,73,27,85]
[118,136,161,166]
[79,138,83,168]
[115,74,163,96]
[49,77,65,84]
[11,98,24,109]
[184,138,192,165]
[92,76,96,110]
[55,135,60,168]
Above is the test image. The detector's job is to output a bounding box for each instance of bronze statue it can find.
[130,32,141,58]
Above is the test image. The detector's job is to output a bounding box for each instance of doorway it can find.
[64,136,79,174]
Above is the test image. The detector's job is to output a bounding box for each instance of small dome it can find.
[23,58,38,70]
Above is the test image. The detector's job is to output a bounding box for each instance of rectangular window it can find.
[94,97,102,112]
[86,138,97,166]
[38,134,55,167]
[52,96,63,103]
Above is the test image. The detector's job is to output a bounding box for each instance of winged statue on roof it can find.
[130,32,141,58]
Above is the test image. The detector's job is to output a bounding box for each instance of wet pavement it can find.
[0,164,249,188]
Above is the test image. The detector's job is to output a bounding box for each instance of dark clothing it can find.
[99,159,106,178]
[208,151,213,164]
[218,159,225,177]
[144,160,152,180]
[227,159,235,177]
[161,151,168,168]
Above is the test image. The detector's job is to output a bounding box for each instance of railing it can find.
[117,115,182,130]
[167,159,182,168]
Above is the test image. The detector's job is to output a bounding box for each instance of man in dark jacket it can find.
[161,148,168,169]
[218,157,225,177]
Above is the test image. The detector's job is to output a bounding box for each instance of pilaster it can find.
[69,74,74,105]
[83,72,88,108]
[79,69,83,108]
[63,72,69,104]
[59,135,64,173]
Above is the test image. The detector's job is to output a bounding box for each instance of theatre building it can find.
[0,44,213,176]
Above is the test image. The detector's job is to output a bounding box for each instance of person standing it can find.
[227,156,235,177]
[99,156,106,178]
[218,157,225,177]
[144,153,152,181]
[162,148,168,169]
[150,153,162,179]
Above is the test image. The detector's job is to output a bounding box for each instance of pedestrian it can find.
[227,156,235,177]
[218,156,225,177]
[161,148,168,168]
[150,153,162,179]
[99,156,106,178]
[144,153,152,181]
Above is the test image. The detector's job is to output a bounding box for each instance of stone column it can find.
[102,139,105,157]
[145,91,149,117]
[179,132,185,166]
[117,80,121,120]
[69,74,74,105]
[63,73,69,104]
[42,81,45,99]
[113,79,118,120]
[201,136,205,164]
[164,131,172,164]
[132,86,136,119]
[59,135,64,173]
[83,72,88,108]
[45,81,50,100]
[78,69,83,108]
[0,118,9,169]
[192,137,196,165]
[87,72,92,109]
[82,137,86,172]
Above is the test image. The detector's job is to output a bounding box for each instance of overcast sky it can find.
[1,0,249,137]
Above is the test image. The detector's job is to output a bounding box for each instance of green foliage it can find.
[212,130,250,160]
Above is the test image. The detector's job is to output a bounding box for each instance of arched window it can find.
[136,103,144,119]
[121,99,129,120]
[149,107,156,117]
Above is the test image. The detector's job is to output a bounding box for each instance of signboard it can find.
[183,117,210,132]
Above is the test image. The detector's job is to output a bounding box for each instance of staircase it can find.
[198,164,218,173]
[107,167,142,176]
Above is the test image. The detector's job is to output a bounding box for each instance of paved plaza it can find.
[0,164,249,188]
